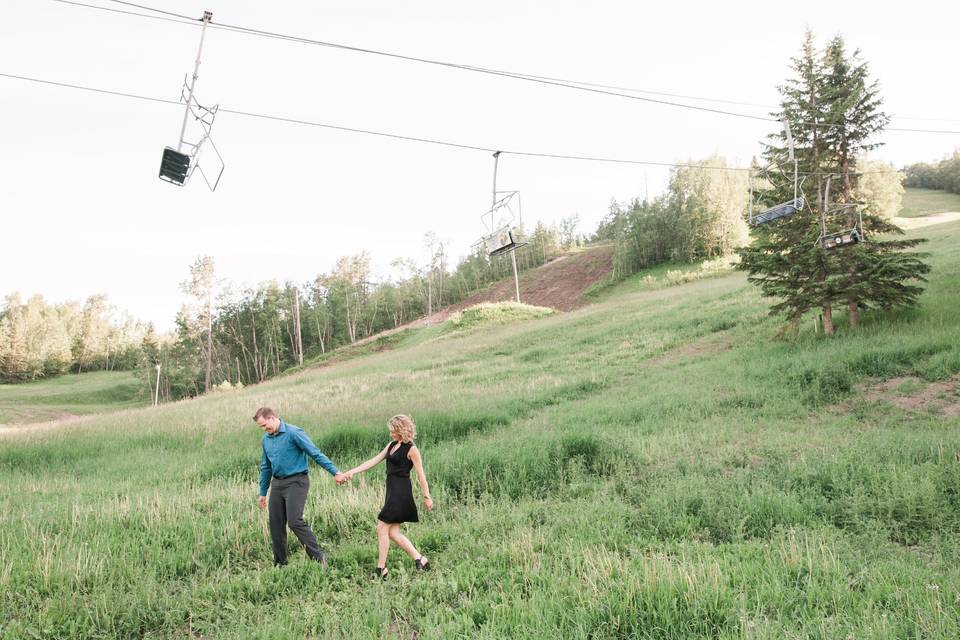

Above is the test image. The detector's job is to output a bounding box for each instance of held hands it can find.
[334,471,353,485]
[258,496,267,510]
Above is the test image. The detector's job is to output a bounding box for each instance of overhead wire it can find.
[51,0,202,27]
[506,72,960,123]
[54,0,776,119]
[64,0,960,134]
[95,0,195,21]
[0,71,910,176]
[0,71,182,107]
[70,0,960,123]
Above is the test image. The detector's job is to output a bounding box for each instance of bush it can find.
[446,302,554,332]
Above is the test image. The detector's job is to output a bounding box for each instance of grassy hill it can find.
[899,187,960,218]
[1,220,959,638]
[0,370,146,426]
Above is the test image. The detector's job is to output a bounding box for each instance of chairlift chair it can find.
[748,120,807,226]
[821,228,862,250]
[815,175,865,251]
[157,11,224,191]
[157,102,224,190]
[751,197,806,225]
[486,225,520,257]
[477,189,527,257]
[159,147,191,185]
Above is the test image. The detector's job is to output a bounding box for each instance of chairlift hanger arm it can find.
[158,9,223,191]
[176,11,213,154]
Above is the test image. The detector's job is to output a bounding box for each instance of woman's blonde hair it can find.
[388,414,417,443]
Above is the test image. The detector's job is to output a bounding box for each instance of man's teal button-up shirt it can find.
[259,421,339,496]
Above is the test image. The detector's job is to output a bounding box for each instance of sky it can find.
[2,0,958,331]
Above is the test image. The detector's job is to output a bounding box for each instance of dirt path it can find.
[892,211,960,230]
[339,246,615,353]
[0,416,81,438]
[413,245,614,326]
[0,413,85,437]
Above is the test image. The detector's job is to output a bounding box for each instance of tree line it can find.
[903,149,960,194]
[0,220,583,392]
[592,155,752,280]
[141,220,582,401]
[0,293,148,381]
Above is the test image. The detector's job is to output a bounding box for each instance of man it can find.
[254,407,348,567]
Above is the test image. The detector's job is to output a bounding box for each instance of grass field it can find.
[1,221,959,638]
[585,257,738,303]
[0,370,147,425]
[899,187,960,218]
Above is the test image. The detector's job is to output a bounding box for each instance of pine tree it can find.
[738,31,930,335]
[818,37,929,328]
[738,31,837,334]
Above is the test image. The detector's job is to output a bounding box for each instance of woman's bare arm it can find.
[409,446,433,510]
[346,445,389,477]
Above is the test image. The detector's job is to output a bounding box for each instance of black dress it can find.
[377,441,419,523]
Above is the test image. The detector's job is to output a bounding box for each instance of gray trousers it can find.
[268,474,324,565]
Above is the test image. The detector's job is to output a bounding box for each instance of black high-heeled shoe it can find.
[374,566,389,579]
[415,557,431,572]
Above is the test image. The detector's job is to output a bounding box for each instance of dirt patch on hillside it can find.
[0,413,84,437]
[859,375,960,418]
[649,335,735,367]
[304,246,614,362]
[416,245,614,326]
[892,212,960,230]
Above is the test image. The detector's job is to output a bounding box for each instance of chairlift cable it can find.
[96,0,196,21]
[0,71,932,177]
[0,71,182,107]
[51,0,203,27]
[60,0,960,124]
[53,0,960,134]
[499,74,960,123]
[180,19,960,134]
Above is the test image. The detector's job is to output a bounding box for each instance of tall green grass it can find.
[1,223,959,638]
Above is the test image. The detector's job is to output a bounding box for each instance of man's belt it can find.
[274,470,307,480]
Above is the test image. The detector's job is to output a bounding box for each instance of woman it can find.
[345,414,433,578]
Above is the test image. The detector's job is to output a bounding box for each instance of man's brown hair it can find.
[253,407,277,422]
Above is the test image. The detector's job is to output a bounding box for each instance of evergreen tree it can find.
[738,31,929,335]
[739,31,837,333]
[817,36,920,329]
